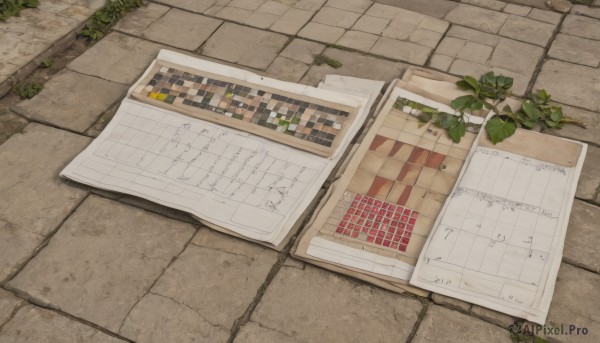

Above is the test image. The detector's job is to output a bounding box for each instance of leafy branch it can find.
[415,71,586,144]
[81,0,143,41]
[0,0,39,21]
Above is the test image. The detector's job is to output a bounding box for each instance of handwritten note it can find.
[410,144,585,324]
[61,99,328,244]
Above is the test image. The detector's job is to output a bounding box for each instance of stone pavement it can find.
[0,0,599,342]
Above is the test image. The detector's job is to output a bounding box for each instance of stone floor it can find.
[1,0,599,342]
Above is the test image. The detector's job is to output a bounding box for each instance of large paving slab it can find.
[301,47,407,85]
[0,289,24,326]
[564,201,600,273]
[7,196,196,332]
[560,14,600,41]
[249,264,423,342]
[0,123,90,282]
[209,0,322,35]
[548,33,600,68]
[0,112,28,146]
[576,145,600,203]
[498,14,555,47]
[12,70,127,133]
[374,0,458,19]
[119,229,278,342]
[67,32,163,85]
[113,2,170,36]
[0,0,105,89]
[234,321,297,343]
[537,263,600,343]
[534,59,600,112]
[141,9,222,50]
[119,293,231,343]
[444,4,509,34]
[571,4,600,20]
[202,23,288,70]
[279,39,326,65]
[153,0,218,13]
[0,305,125,343]
[412,305,513,342]
[300,3,448,65]
[430,26,544,95]
[265,57,310,82]
[548,14,600,68]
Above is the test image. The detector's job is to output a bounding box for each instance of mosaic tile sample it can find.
[319,97,473,258]
[334,193,419,252]
[132,61,357,156]
[296,87,478,278]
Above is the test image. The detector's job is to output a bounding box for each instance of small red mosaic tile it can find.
[335,193,419,252]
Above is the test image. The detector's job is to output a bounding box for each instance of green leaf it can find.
[482,100,494,110]
[520,119,537,129]
[470,100,483,111]
[451,95,475,110]
[448,122,466,143]
[418,112,433,123]
[456,80,470,90]
[437,113,459,129]
[502,105,513,114]
[538,89,550,102]
[464,76,480,92]
[485,117,517,144]
[550,107,563,122]
[480,71,496,87]
[521,100,540,121]
[545,119,560,128]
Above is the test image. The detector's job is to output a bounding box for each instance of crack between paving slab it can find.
[116,228,198,334]
[0,286,135,342]
[187,242,256,260]
[148,291,230,331]
[524,12,567,96]
[0,193,90,287]
[405,299,429,343]
[562,258,600,276]
[0,299,27,332]
[226,251,290,343]
[424,21,453,68]
[252,320,299,341]
[575,194,600,208]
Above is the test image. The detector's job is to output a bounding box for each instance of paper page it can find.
[62,99,331,244]
[296,87,482,283]
[61,50,377,246]
[409,132,586,323]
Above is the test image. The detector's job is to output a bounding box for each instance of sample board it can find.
[61,50,380,247]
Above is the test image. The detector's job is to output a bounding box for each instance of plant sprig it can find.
[416,71,586,144]
[81,0,143,41]
[0,0,38,21]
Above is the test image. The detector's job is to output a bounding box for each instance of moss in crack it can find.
[314,54,343,69]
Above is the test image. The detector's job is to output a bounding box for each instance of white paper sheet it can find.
[61,50,382,245]
[410,139,586,323]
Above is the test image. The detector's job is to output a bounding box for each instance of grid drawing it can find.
[67,101,327,234]
[416,146,575,308]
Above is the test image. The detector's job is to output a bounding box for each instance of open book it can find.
[292,69,586,323]
[60,50,384,250]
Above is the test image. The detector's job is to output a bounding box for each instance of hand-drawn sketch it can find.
[410,130,586,324]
